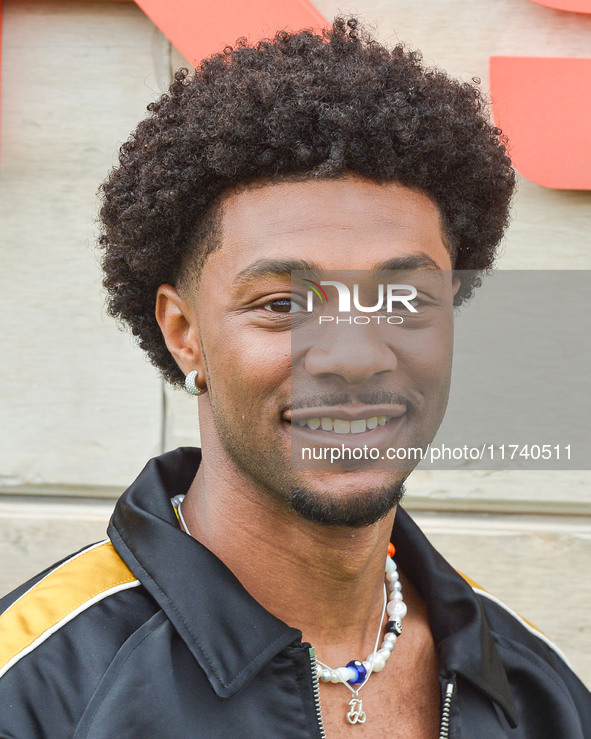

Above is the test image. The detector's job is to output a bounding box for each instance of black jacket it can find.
[0,447,589,738]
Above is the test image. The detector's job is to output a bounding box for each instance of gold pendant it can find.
[347,697,367,725]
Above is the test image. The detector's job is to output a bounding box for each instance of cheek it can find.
[419,323,455,420]
[206,327,292,406]
[395,319,454,379]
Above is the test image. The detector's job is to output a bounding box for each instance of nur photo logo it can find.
[303,279,418,324]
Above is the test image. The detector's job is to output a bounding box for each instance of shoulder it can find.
[457,570,571,666]
[459,571,591,729]
[0,540,160,737]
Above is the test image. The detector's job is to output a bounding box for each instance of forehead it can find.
[207,175,452,275]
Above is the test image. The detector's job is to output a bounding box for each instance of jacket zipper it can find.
[438,681,454,739]
[308,647,327,738]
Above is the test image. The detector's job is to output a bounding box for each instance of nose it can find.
[303,321,397,384]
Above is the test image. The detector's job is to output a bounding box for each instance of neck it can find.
[181,447,398,664]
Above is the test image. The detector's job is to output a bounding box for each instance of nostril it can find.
[303,342,397,383]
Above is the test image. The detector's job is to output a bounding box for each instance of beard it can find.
[289,480,405,528]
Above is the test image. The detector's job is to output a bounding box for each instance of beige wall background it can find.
[1,0,590,685]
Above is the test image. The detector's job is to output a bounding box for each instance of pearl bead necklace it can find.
[314,550,406,725]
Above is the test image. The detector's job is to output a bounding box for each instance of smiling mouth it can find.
[293,415,398,435]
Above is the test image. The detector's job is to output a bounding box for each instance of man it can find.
[0,16,589,738]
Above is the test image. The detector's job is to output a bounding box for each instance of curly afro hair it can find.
[98,15,515,387]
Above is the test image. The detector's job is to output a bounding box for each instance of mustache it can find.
[287,390,410,411]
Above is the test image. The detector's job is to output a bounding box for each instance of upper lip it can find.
[284,404,407,422]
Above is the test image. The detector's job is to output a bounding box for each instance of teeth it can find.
[334,419,351,434]
[294,415,395,434]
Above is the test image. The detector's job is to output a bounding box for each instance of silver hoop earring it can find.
[185,370,202,396]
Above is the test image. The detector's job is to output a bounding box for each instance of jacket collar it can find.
[108,447,300,700]
[109,446,517,725]
[394,509,518,727]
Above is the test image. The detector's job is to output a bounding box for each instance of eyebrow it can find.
[233,259,324,287]
[233,252,444,289]
[373,254,443,272]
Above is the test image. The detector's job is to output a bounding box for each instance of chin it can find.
[301,466,408,490]
[287,478,406,529]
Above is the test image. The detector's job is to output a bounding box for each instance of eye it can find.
[393,296,427,312]
[263,298,305,313]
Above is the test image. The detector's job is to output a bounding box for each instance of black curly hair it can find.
[98,15,515,387]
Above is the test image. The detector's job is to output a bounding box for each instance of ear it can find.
[155,284,204,378]
[452,274,461,299]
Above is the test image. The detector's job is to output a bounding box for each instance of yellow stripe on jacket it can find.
[0,541,138,676]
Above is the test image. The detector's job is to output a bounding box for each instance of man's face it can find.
[189,175,457,527]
